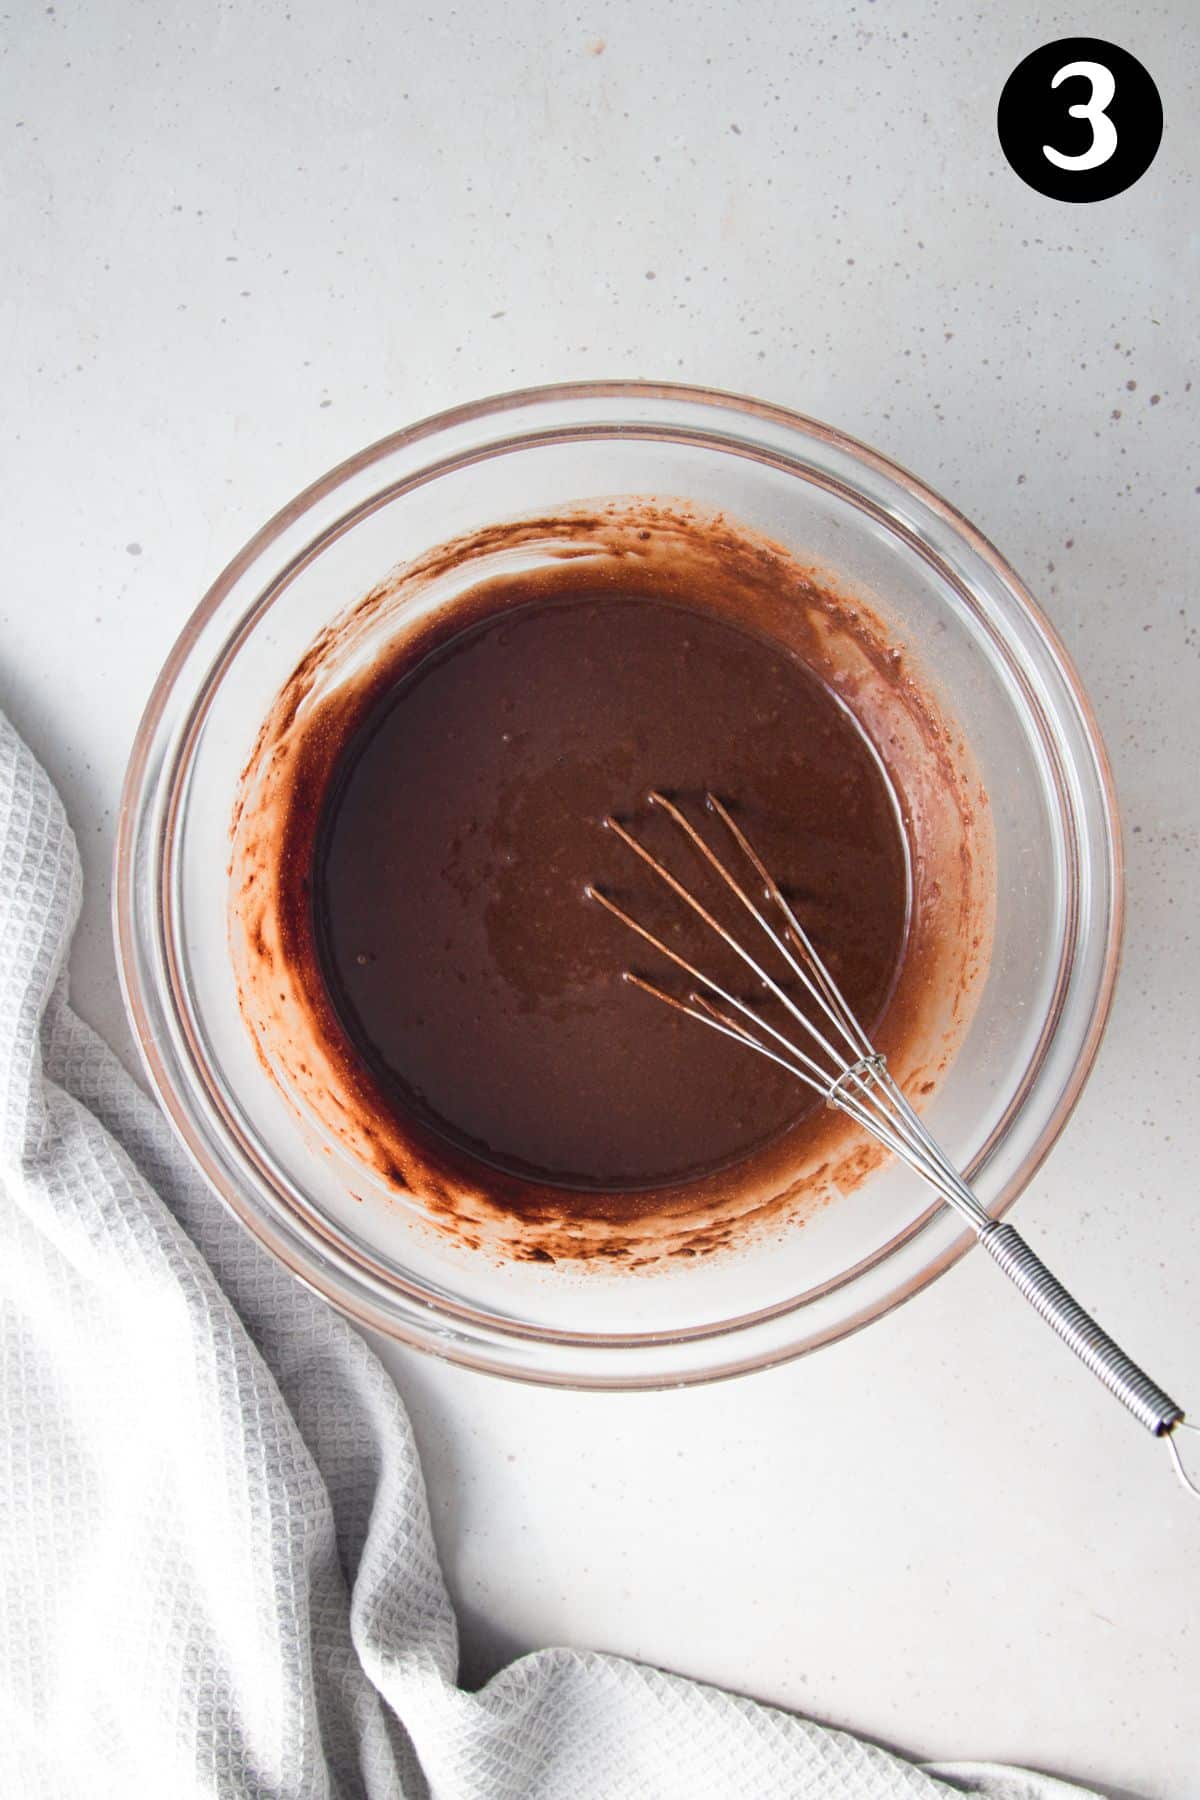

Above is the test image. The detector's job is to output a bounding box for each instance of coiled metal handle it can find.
[979,1221,1183,1435]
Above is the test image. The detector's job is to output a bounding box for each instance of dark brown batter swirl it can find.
[229,503,991,1265]
[313,594,909,1191]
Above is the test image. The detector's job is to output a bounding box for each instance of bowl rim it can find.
[113,379,1124,1386]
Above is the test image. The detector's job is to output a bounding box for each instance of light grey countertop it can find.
[3,3,1197,1794]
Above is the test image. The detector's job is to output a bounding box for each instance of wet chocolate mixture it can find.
[231,506,989,1264]
[313,594,910,1191]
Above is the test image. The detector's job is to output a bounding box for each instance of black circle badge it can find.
[998,39,1162,202]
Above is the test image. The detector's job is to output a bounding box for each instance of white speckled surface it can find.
[3,3,1197,1795]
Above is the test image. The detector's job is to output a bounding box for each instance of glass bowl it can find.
[114,382,1122,1387]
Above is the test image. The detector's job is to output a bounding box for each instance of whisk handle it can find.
[979,1222,1183,1435]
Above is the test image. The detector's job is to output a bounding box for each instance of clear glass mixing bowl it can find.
[114,382,1122,1386]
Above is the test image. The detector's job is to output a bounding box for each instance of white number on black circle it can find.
[1043,60,1118,171]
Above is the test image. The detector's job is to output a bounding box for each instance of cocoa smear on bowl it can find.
[229,501,992,1268]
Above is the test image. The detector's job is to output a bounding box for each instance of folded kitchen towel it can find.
[0,706,1096,1800]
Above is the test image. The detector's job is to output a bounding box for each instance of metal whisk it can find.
[588,790,1198,1501]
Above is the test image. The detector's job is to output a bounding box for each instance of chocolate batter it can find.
[230,503,990,1264]
[313,593,909,1191]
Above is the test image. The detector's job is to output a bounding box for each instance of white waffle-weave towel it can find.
[0,708,1095,1799]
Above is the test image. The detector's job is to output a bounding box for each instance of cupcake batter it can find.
[230,504,988,1263]
[314,594,909,1190]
